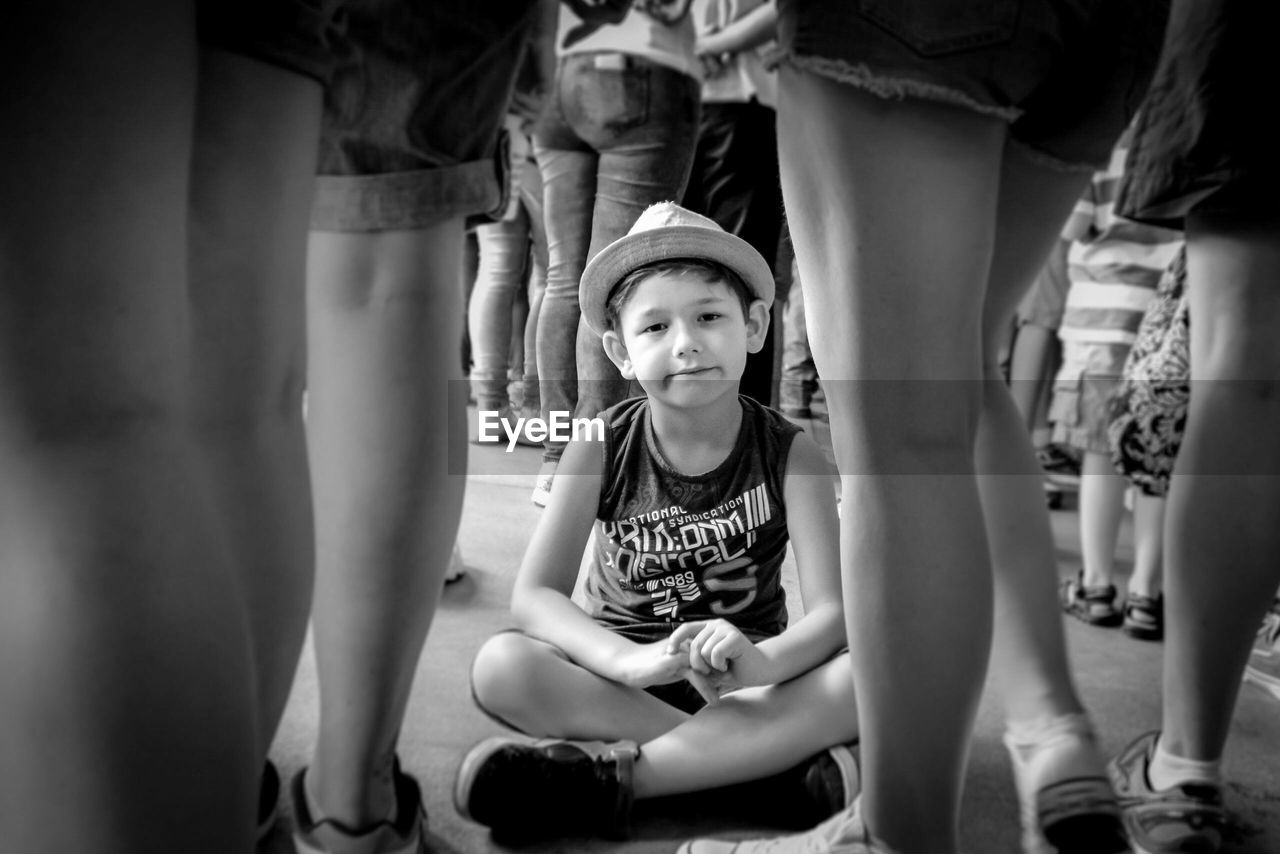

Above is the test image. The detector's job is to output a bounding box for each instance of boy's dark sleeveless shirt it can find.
[584,395,801,643]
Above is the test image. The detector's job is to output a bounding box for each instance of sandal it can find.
[1060,570,1122,627]
[1122,593,1163,641]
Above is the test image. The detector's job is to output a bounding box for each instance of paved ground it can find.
[262,410,1280,853]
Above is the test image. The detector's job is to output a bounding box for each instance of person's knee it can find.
[470,632,547,723]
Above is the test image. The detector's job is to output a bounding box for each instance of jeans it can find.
[682,99,783,405]
[467,155,549,412]
[533,52,700,462]
[779,263,818,412]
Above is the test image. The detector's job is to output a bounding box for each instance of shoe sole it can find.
[827,743,862,808]
[1122,623,1162,642]
[293,835,422,854]
[453,736,515,824]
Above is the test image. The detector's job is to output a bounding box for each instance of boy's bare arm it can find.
[511,436,691,687]
[752,431,845,681]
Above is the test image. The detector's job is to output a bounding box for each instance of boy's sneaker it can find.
[1243,600,1280,701]
[797,743,861,825]
[291,762,426,854]
[454,736,638,843]
[1122,593,1164,642]
[1003,713,1126,854]
[678,798,899,854]
[1060,570,1122,627]
[1109,731,1226,854]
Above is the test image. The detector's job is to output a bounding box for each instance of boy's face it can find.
[602,270,768,410]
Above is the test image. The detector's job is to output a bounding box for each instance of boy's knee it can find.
[470,631,543,718]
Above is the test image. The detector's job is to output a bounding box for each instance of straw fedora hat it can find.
[579,201,775,336]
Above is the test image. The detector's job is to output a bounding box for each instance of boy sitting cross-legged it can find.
[453,202,860,843]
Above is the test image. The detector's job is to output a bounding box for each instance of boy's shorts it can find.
[776,0,1169,171]
[1051,372,1122,455]
[198,0,346,86]
[310,0,539,232]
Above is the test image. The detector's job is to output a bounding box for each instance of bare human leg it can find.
[305,224,468,825]
[0,3,256,851]
[779,67,1004,854]
[187,49,321,765]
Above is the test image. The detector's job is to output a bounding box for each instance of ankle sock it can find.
[1005,712,1105,785]
[1149,738,1222,791]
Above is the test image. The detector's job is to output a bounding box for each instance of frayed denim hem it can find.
[788,53,1022,124]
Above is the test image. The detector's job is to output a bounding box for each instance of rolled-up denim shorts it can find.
[776,0,1170,171]
[310,0,539,232]
[198,0,346,86]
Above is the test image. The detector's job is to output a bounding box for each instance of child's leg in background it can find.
[0,4,256,850]
[1128,492,1165,599]
[302,0,537,829]
[187,39,324,765]
[520,155,548,419]
[1078,450,1128,590]
[468,208,531,413]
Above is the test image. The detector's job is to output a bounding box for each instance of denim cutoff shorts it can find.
[776,0,1170,171]
[310,0,539,232]
[199,0,346,86]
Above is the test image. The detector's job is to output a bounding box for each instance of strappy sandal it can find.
[1060,570,1122,627]
[1123,593,1163,641]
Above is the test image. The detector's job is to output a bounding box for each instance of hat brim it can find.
[579,225,776,337]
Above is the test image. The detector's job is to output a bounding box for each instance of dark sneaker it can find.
[1243,600,1280,702]
[1123,593,1164,642]
[454,737,637,843]
[291,762,426,854]
[797,743,861,825]
[1061,570,1122,627]
[1109,732,1225,854]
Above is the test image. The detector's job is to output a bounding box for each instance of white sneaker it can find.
[531,460,556,507]
[677,799,897,854]
[1003,713,1126,854]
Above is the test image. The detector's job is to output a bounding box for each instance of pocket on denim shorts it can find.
[572,55,651,134]
[858,0,1021,56]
